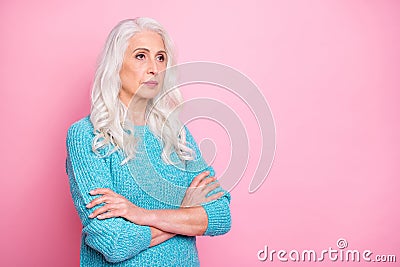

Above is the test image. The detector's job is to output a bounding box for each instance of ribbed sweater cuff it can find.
[202,194,231,236]
[84,218,152,263]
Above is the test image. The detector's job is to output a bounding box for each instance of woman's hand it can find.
[181,171,225,208]
[86,188,148,225]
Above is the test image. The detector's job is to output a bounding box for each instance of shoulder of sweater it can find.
[66,115,93,144]
[182,124,191,138]
[182,125,196,144]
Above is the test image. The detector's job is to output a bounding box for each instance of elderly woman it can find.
[65,17,231,266]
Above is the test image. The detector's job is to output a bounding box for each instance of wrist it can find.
[125,206,153,226]
[140,208,157,226]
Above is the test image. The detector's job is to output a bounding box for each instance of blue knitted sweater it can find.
[65,116,231,266]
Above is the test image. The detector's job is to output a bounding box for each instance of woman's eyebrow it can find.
[132,47,167,54]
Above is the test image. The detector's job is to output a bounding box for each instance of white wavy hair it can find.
[90,17,194,165]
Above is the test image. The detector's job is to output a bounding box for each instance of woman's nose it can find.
[147,59,158,75]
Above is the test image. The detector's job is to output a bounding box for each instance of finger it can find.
[86,195,110,209]
[97,203,131,219]
[97,209,121,220]
[198,176,217,188]
[89,203,117,218]
[97,211,112,220]
[89,188,115,196]
[189,171,210,188]
[205,191,225,202]
[202,182,220,193]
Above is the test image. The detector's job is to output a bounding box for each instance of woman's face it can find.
[119,30,167,106]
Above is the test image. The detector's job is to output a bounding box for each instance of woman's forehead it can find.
[128,30,165,51]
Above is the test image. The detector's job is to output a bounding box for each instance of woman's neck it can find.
[126,96,149,126]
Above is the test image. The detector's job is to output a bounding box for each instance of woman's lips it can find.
[142,81,159,87]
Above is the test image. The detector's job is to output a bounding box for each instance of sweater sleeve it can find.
[65,120,152,263]
[184,126,232,236]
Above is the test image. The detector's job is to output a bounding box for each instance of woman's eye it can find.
[135,54,145,60]
[156,55,165,62]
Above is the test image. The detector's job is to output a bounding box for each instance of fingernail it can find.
[97,215,103,219]
[89,190,94,195]
[88,213,93,218]
[86,203,90,208]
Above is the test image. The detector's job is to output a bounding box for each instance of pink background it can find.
[1,0,399,266]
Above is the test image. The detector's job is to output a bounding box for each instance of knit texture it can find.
[66,115,231,266]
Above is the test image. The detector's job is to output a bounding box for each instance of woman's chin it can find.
[135,86,161,99]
